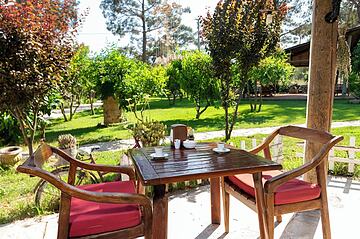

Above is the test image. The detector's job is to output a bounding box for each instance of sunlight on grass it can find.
[43,98,360,146]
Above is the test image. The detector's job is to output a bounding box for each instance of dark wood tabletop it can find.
[129,143,282,186]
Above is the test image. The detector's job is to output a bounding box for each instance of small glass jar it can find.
[187,127,195,140]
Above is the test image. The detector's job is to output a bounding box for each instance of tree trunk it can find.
[247,82,255,112]
[60,102,68,122]
[224,105,230,141]
[13,108,36,156]
[196,107,200,119]
[195,101,210,119]
[69,95,80,121]
[89,91,95,115]
[258,85,263,112]
[227,95,242,140]
[103,95,121,126]
[141,0,147,62]
[305,0,338,183]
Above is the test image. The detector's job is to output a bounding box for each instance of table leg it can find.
[153,184,168,239]
[253,172,269,239]
[210,177,221,224]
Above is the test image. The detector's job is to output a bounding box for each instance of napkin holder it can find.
[170,124,187,147]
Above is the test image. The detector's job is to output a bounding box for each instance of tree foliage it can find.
[250,51,294,88]
[280,0,311,45]
[89,48,131,125]
[0,0,78,154]
[202,0,285,140]
[281,0,360,46]
[340,0,360,27]
[92,48,130,103]
[60,45,92,121]
[125,61,167,120]
[179,51,219,119]
[248,50,294,111]
[350,41,360,98]
[100,0,192,62]
[0,113,21,146]
[165,59,183,104]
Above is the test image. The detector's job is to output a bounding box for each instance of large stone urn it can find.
[0,146,22,166]
[103,96,121,126]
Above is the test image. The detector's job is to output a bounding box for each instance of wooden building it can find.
[285,25,360,67]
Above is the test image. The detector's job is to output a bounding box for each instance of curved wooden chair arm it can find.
[17,161,151,208]
[264,135,344,193]
[249,129,280,156]
[51,146,136,180]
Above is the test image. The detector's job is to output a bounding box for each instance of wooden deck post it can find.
[305,0,338,183]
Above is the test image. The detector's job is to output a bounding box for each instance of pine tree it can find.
[101,0,193,62]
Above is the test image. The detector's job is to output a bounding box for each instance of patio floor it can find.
[1,175,359,239]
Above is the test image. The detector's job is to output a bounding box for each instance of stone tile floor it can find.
[1,176,359,239]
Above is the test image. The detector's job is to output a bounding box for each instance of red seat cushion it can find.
[69,181,141,238]
[227,170,321,205]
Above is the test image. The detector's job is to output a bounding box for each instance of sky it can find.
[77,0,220,53]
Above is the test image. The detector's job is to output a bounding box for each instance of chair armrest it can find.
[52,146,136,180]
[264,135,343,193]
[70,185,152,209]
[75,161,135,180]
[17,163,151,212]
[249,128,279,155]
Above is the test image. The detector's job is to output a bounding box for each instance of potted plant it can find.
[132,119,166,147]
[56,134,77,165]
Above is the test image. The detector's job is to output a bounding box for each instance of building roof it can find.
[285,25,360,67]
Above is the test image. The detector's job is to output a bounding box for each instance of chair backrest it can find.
[252,125,343,165]
[17,143,78,189]
[277,126,343,165]
[278,125,334,144]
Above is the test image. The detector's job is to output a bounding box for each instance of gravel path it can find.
[44,102,102,120]
[83,120,360,152]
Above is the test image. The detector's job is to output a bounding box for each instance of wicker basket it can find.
[0,146,23,166]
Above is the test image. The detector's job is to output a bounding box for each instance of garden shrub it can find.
[0,113,21,146]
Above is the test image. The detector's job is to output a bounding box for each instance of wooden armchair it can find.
[221,126,343,239]
[17,143,152,239]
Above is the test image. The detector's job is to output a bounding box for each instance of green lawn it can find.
[44,98,360,146]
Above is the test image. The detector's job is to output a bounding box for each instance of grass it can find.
[44,108,132,145]
[43,98,360,146]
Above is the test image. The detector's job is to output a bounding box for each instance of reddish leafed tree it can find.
[0,0,78,154]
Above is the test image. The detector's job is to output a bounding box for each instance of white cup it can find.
[217,142,225,151]
[154,147,163,157]
[174,139,181,149]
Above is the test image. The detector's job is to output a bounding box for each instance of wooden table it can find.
[129,143,282,239]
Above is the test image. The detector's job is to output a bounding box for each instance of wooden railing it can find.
[296,136,360,174]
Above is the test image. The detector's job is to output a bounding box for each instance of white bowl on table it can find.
[183,140,196,149]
